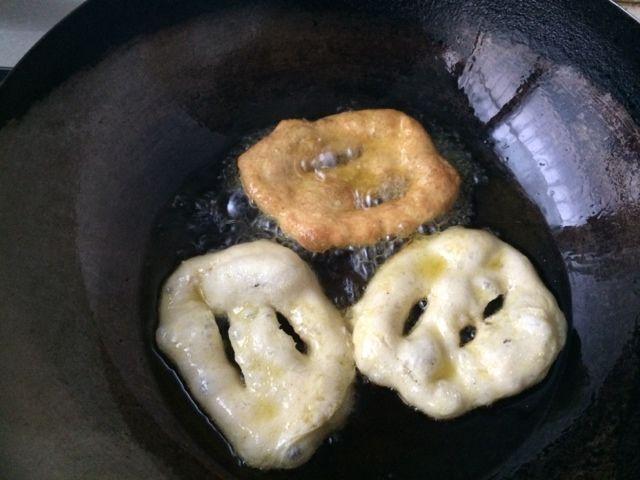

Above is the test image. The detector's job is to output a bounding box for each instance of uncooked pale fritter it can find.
[350,227,566,419]
[156,240,355,469]
[238,109,460,252]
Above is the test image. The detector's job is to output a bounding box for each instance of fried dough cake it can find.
[238,109,460,252]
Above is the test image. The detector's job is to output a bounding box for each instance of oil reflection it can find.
[450,32,640,230]
[490,64,640,229]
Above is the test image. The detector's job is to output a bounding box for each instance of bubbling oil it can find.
[146,112,570,480]
[158,123,485,309]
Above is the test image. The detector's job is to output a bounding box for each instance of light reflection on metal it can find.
[446,34,640,229]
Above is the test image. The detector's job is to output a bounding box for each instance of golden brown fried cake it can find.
[238,109,460,252]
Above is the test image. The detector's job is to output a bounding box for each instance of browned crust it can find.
[238,109,461,252]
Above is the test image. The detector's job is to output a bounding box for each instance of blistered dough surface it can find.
[157,241,355,469]
[350,227,566,419]
[238,109,460,252]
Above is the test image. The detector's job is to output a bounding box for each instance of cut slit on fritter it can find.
[238,109,461,252]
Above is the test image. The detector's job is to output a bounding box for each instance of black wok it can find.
[1,1,639,478]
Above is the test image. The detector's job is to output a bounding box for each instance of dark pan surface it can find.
[1,1,639,479]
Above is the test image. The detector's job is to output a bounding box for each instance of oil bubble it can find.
[155,120,481,309]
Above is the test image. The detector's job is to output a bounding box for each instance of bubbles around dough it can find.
[238,109,460,252]
[350,227,567,419]
[156,240,355,469]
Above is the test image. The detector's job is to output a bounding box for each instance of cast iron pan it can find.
[1,1,639,479]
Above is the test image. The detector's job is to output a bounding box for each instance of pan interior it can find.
[139,9,571,480]
[14,1,640,479]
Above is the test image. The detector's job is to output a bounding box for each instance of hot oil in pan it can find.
[144,119,570,479]
[152,124,481,308]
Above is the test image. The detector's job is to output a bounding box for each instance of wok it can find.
[1,0,639,478]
